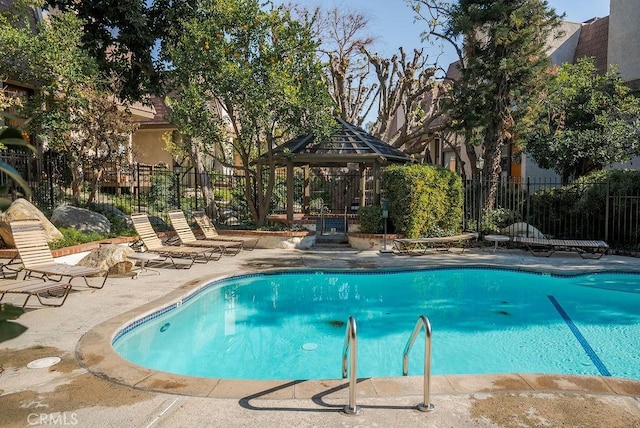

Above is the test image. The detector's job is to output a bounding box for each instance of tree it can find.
[410,0,561,205]
[309,7,375,126]
[162,0,334,225]
[43,0,164,102]
[525,58,640,183]
[297,5,443,157]
[363,46,441,153]
[1,10,137,203]
[0,105,36,208]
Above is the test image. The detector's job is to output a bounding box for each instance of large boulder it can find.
[89,203,132,226]
[77,244,134,275]
[51,205,111,235]
[500,222,545,239]
[0,198,63,247]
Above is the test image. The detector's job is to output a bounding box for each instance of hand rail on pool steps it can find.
[403,315,436,413]
[341,316,360,415]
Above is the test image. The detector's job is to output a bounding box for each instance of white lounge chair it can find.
[393,232,479,255]
[512,236,608,259]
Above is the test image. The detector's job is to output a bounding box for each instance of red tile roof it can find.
[574,17,610,74]
[136,95,173,128]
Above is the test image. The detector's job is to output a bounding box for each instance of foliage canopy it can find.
[524,57,640,183]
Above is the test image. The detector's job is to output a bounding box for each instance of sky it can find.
[274,0,611,66]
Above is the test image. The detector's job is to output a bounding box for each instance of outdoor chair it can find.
[167,210,243,256]
[393,232,479,255]
[511,236,609,259]
[192,210,259,250]
[9,219,109,289]
[130,213,223,268]
[0,277,72,308]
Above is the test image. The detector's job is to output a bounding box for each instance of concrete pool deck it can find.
[1,247,640,427]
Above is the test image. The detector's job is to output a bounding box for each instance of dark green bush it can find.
[529,169,640,240]
[382,164,463,238]
[357,205,384,234]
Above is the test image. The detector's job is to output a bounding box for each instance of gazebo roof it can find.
[267,117,413,165]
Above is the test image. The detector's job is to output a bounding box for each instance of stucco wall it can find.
[131,129,174,166]
[608,0,639,83]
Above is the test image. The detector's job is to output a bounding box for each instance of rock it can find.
[0,198,63,246]
[89,203,132,226]
[51,205,111,235]
[219,208,237,221]
[223,216,239,226]
[147,215,168,229]
[77,244,134,274]
[279,236,315,250]
[501,222,545,239]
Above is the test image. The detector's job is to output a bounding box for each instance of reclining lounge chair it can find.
[10,219,109,289]
[512,236,609,259]
[167,210,243,256]
[393,232,479,255]
[192,210,259,250]
[130,213,223,268]
[0,277,72,308]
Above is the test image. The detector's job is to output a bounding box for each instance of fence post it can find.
[605,178,610,243]
[47,159,54,210]
[194,169,199,211]
[175,171,181,209]
[136,163,141,212]
[526,177,531,237]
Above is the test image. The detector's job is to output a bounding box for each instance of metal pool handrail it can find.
[342,316,360,415]
[402,315,435,412]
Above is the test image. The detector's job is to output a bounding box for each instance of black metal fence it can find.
[464,176,640,249]
[2,151,639,249]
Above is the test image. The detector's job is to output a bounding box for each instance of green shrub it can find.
[49,227,106,250]
[357,205,384,234]
[481,207,521,233]
[382,164,463,238]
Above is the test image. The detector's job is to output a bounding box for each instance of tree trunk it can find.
[70,161,83,204]
[187,137,218,220]
[86,168,103,205]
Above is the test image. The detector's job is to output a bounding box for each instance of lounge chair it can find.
[512,236,609,259]
[167,210,243,256]
[393,232,479,255]
[1,255,21,279]
[9,219,109,289]
[192,210,259,250]
[0,278,72,308]
[130,213,222,268]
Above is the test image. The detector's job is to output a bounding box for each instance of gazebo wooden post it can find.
[286,159,294,222]
[303,165,311,214]
[359,163,366,209]
[373,161,381,206]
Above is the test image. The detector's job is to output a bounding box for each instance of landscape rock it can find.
[0,198,63,247]
[89,203,132,226]
[51,205,111,235]
[77,244,134,274]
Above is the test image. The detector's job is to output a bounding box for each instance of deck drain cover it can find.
[27,357,61,369]
[301,343,318,351]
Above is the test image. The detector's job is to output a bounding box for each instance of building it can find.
[390,0,638,181]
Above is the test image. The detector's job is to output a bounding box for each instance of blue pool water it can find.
[113,268,640,381]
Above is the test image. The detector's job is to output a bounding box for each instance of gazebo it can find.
[261,117,414,222]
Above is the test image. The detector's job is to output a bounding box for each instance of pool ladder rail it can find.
[341,315,435,415]
[342,316,360,415]
[403,315,435,412]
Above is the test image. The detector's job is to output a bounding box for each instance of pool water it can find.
[113,268,640,380]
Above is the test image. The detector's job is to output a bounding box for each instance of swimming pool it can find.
[112,268,640,381]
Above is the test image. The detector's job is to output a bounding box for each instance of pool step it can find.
[313,233,351,250]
